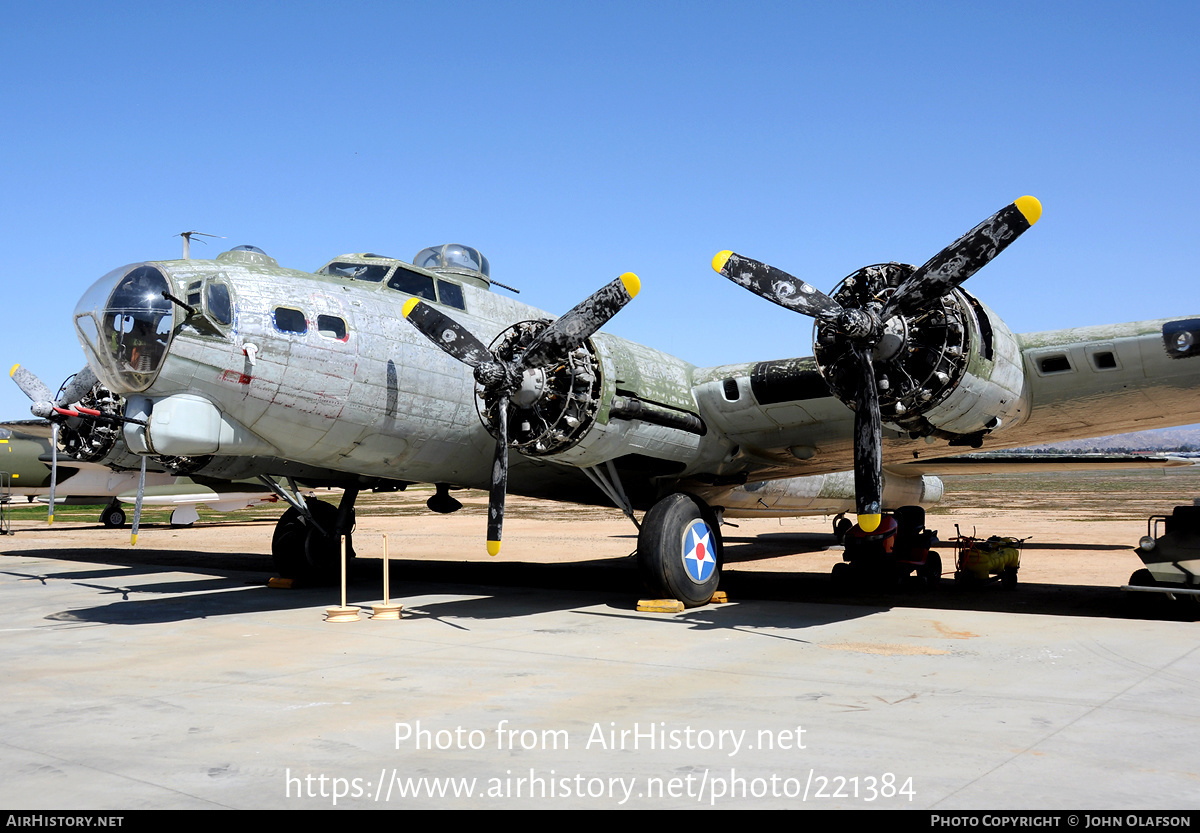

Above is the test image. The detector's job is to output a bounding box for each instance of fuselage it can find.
[71,246,1200,515]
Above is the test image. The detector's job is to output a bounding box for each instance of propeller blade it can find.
[48,423,58,525]
[10,364,55,416]
[712,251,845,324]
[486,396,509,556]
[56,366,98,406]
[516,273,640,371]
[848,345,883,532]
[883,196,1042,320]
[401,298,495,368]
[131,456,147,546]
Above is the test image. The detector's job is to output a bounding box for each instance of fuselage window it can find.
[320,262,391,282]
[317,314,348,341]
[273,307,307,335]
[437,279,466,310]
[1039,355,1072,373]
[388,268,437,301]
[206,283,232,325]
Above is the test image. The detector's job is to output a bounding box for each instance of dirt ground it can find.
[4,467,1198,591]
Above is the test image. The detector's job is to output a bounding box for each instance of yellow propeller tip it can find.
[487,540,501,557]
[1015,195,1042,226]
[131,534,138,546]
[712,250,733,274]
[401,297,420,318]
[858,513,882,533]
[47,514,54,526]
[619,272,640,298]
[9,364,19,378]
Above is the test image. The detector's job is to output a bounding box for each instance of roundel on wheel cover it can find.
[682,520,716,583]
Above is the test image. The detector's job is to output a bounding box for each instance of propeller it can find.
[403,272,640,554]
[714,196,1041,532]
[10,364,100,525]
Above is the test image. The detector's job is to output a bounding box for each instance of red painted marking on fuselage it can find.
[222,369,252,385]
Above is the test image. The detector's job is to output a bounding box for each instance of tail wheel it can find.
[637,493,722,607]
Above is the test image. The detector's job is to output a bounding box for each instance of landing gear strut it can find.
[271,488,358,584]
[637,493,722,607]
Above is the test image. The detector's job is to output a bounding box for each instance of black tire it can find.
[101,506,127,529]
[833,517,852,544]
[271,507,309,579]
[1129,568,1156,587]
[831,561,853,588]
[637,493,721,607]
[921,552,942,587]
[271,499,354,584]
[1001,567,1018,590]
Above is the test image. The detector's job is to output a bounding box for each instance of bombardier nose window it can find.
[103,266,173,383]
[74,263,176,393]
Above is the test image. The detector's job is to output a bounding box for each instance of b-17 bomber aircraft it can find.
[12,197,1200,605]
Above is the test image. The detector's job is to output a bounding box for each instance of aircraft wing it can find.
[687,316,1200,484]
[886,452,1192,476]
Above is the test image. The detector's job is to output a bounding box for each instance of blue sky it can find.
[2,1,1197,421]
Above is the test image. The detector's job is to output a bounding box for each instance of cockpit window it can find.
[206,283,232,325]
[273,307,307,335]
[387,268,437,301]
[437,279,465,310]
[319,262,391,282]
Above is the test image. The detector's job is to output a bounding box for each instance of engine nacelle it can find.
[814,263,1028,443]
[472,323,707,471]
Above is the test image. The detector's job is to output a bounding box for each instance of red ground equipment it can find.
[833,505,941,587]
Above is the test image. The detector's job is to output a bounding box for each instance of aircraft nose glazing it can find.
[74,262,176,394]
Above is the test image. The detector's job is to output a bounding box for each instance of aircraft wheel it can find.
[921,552,942,587]
[303,499,355,584]
[271,500,355,584]
[1129,568,1156,587]
[271,508,309,579]
[1001,567,1018,590]
[833,517,852,544]
[638,493,721,607]
[831,561,853,588]
[101,505,127,528]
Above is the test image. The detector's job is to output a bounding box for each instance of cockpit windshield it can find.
[74,263,175,393]
[318,262,392,282]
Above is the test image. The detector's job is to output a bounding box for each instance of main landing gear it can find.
[638,492,723,608]
[270,486,358,584]
[100,498,127,528]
